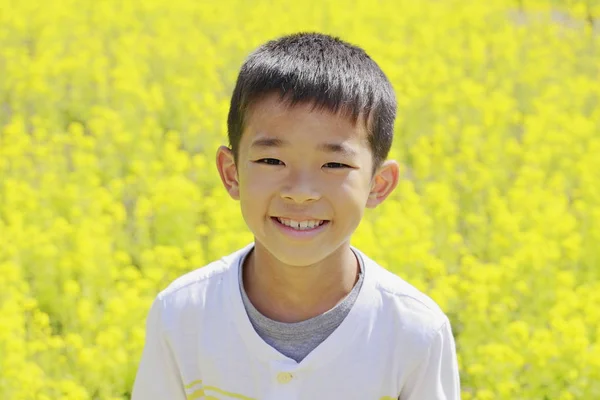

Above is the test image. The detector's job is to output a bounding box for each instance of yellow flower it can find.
[1,0,599,398]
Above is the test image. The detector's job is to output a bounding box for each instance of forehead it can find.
[242,93,371,147]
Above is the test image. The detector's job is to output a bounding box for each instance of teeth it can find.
[277,218,324,230]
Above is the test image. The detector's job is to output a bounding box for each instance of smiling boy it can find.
[132,32,460,399]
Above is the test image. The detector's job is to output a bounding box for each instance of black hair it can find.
[227,32,397,175]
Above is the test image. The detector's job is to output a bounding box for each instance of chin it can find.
[263,243,332,267]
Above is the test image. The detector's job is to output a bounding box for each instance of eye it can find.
[255,158,284,166]
[323,162,351,169]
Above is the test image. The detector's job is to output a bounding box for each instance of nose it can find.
[280,169,321,203]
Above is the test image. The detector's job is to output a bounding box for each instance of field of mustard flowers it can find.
[1,0,599,398]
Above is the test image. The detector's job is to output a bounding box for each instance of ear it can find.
[366,160,400,208]
[216,145,240,200]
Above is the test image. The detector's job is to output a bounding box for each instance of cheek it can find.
[238,168,273,206]
[335,172,373,199]
[328,182,371,222]
[240,173,273,198]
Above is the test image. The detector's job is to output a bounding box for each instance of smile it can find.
[275,217,327,230]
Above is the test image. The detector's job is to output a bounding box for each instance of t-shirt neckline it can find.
[226,243,377,371]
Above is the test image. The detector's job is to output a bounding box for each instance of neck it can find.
[242,242,359,323]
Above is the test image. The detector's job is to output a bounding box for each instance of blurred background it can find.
[0,0,599,398]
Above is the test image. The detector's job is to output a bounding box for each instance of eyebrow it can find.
[250,137,287,149]
[250,137,357,157]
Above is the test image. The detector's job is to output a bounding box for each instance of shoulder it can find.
[356,248,450,339]
[352,249,459,388]
[152,244,251,327]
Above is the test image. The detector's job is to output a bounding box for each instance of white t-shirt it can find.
[132,243,461,400]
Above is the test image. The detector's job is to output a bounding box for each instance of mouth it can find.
[271,217,329,231]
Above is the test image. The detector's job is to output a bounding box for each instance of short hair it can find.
[227,32,397,175]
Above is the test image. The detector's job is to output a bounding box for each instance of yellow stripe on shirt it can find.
[187,388,205,400]
[185,380,203,389]
[184,380,256,400]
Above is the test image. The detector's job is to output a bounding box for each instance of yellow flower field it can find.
[1,0,599,398]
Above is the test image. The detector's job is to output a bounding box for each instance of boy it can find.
[132,32,460,399]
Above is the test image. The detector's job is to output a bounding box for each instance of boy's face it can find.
[217,93,399,267]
